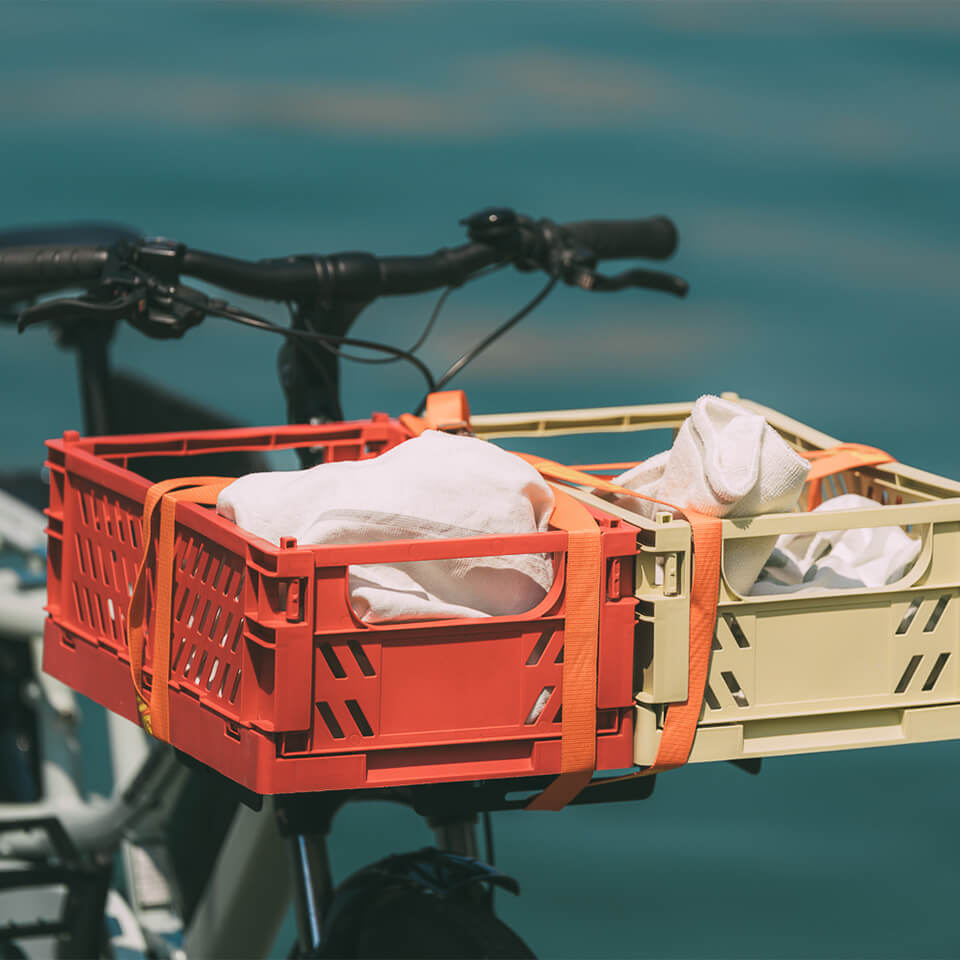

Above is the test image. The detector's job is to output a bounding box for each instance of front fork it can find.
[285,809,481,955]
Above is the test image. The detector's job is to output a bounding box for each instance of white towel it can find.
[604,395,810,595]
[217,430,555,624]
[751,493,922,595]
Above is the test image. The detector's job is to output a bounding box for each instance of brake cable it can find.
[414,274,559,415]
[326,263,508,367]
[12,214,688,418]
[163,287,438,394]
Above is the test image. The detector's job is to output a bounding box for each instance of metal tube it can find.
[289,832,331,954]
[432,816,479,859]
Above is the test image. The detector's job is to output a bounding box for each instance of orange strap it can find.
[127,477,235,740]
[526,487,602,810]
[399,390,472,437]
[801,443,894,511]
[518,454,722,804]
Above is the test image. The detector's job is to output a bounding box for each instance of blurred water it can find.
[2,3,960,956]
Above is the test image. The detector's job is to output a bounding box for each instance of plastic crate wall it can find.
[470,395,960,765]
[42,418,637,794]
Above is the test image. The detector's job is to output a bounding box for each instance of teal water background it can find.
[3,3,960,956]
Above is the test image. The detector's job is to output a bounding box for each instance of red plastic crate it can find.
[41,417,639,795]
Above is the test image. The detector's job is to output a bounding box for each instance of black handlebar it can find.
[0,246,109,288]
[563,216,677,261]
[3,209,688,442]
[0,213,680,304]
[177,245,500,301]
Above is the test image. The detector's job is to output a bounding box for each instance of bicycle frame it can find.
[0,214,672,957]
[0,286,504,959]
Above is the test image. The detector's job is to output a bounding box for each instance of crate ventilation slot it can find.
[922,653,951,691]
[183,644,198,678]
[345,699,374,737]
[321,645,347,679]
[218,612,234,648]
[172,638,187,672]
[704,683,721,711]
[317,701,345,739]
[193,651,208,685]
[525,628,555,666]
[217,664,232,698]
[525,686,555,724]
[175,587,190,622]
[347,639,375,677]
[721,613,750,648]
[321,642,374,681]
[896,598,923,635]
[895,655,923,693]
[185,596,200,629]
[205,657,220,690]
[923,596,950,633]
[74,535,86,575]
[721,671,749,707]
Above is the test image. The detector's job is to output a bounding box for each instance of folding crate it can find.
[470,394,960,766]
[40,417,638,795]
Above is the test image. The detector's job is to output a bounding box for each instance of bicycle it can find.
[0,209,687,958]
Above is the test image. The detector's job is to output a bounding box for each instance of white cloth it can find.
[217,430,555,624]
[604,395,810,595]
[751,494,922,595]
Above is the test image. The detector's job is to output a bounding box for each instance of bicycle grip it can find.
[0,246,109,287]
[562,216,678,261]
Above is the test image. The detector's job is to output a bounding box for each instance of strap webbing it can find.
[517,454,723,800]
[801,443,894,511]
[127,446,726,787]
[127,477,235,741]
[526,487,602,810]
[399,390,472,437]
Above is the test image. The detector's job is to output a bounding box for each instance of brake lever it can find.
[565,264,689,297]
[126,282,206,339]
[16,287,147,333]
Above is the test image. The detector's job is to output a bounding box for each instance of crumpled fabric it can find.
[751,493,922,595]
[217,430,555,623]
[603,395,810,595]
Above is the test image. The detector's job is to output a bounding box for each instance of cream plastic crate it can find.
[471,394,960,766]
